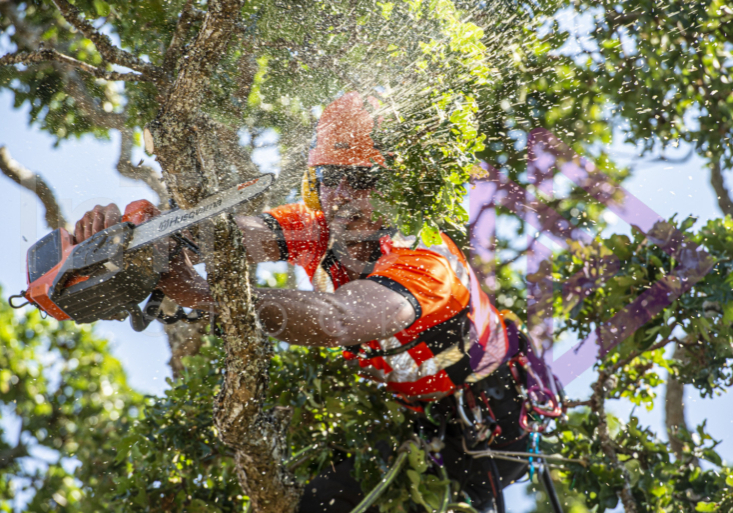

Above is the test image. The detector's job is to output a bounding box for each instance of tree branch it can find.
[590,370,639,513]
[665,343,700,465]
[709,160,733,217]
[158,0,242,121]
[605,10,642,27]
[565,399,592,408]
[0,146,69,230]
[609,336,675,375]
[51,0,168,87]
[208,215,301,513]
[117,128,169,204]
[163,0,200,75]
[148,0,251,204]
[0,49,149,82]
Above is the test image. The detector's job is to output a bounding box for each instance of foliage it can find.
[546,410,733,513]
[268,344,420,513]
[565,0,733,170]
[0,286,143,511]
[111,341,244,513]
[540,216,733,512]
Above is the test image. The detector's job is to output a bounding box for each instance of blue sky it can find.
[1,88,732,511]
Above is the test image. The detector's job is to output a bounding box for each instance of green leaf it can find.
[407,443,428,474]
[93,0,110,16]
[420,225,442,247]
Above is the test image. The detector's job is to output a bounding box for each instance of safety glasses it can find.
[316,165,381,190]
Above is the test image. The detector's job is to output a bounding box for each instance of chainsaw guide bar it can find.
[129,173,274,250]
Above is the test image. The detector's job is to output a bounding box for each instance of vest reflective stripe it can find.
[261,203,509,400]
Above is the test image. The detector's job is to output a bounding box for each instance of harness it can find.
[392,319,567,513]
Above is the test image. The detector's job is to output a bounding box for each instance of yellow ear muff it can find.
[302,166,322,210]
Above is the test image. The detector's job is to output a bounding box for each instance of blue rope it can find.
[528,432,541,481]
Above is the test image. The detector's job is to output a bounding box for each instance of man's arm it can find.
[72,204,417,346]
[159,262,417,347]
[74,204,282,265]
[157,214,281,308]
[256,279,416,347]
[235,214,283,263]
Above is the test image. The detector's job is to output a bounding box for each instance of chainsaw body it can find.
[25,221,162,324]
[18,174,274,329]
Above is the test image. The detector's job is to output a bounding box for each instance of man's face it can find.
[319,169,382,245]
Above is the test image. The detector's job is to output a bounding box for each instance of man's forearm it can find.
[161,268,355,346]
[256,288,354,347]
[157,252,215,309]
[159,256,414,347]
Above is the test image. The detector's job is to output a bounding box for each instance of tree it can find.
[2,0,733,512]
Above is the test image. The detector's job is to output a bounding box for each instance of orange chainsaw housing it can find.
[24,200,158,321]
[24,228,76,320]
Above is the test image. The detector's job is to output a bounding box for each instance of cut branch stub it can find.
[144,128,155,155]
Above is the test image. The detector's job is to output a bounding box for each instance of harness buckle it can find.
[455,386,501,448]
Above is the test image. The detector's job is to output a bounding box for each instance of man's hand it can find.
[74,204,122,242]
[72,201,214,309]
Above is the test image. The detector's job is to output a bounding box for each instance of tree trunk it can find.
[142,1,300,509]
[665,344,698,465]
[148,113,300,512]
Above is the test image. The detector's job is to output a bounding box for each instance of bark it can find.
[0,146,69,230]
[665,344,700,465]
[710,160,733,217]
[208,216,300,511]
[163,0,201,76]
[664,364,686,458]
[144,0,301,509]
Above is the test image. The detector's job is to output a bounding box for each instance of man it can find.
[74,92,526,512]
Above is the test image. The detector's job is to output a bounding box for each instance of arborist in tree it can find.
[74,92,563,513]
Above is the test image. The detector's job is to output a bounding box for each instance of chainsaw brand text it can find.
[156,198,224,232]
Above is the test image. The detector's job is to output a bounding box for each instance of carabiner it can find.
[526,385,563,418]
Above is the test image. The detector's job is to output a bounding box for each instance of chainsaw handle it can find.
[122,199,160,226]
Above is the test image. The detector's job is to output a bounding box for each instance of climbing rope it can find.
[350,448,409,513]
[461,438,585,466]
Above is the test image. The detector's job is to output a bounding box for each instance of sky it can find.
[1,83,732,512]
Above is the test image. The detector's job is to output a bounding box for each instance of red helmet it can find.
[308,92,386,168]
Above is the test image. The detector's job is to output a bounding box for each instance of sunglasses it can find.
[316,166,381,190]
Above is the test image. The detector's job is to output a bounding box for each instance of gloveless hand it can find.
[72,202,210,308]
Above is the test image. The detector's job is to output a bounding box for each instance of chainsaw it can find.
[9,174,274,331]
